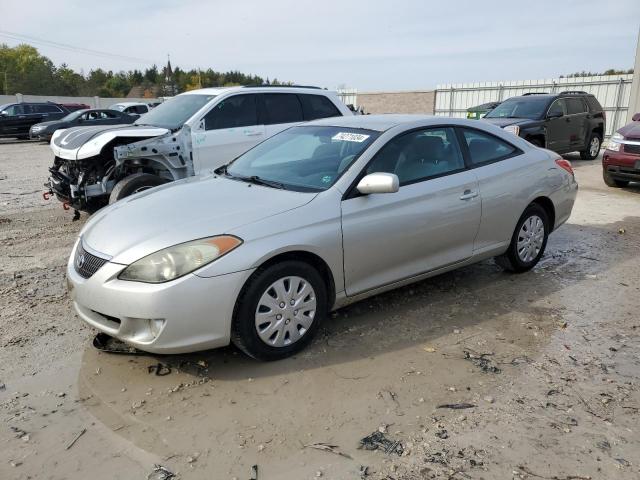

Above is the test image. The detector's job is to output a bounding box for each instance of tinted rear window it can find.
[263,93,303,124]
[565,97,587,115]
[585,96,603,113]
[300,94,341,120]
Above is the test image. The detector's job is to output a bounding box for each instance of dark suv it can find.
[482,91,605,159]
[0,102,69,139]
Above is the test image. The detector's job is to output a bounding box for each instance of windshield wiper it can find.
[245,175,285,189]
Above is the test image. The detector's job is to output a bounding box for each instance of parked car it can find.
[47,86,352,212]
[61,103,91,112]
[30,109,136,141]
[67,114,577,360]
[467,101,501,120]
[108,102,150,116]
[482,91,605,159]
[0,102,69,139]
[602,113,640,187]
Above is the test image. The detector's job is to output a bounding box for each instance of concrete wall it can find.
[0,94,158,109]
[356,90,435,114]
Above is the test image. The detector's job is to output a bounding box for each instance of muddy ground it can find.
[0,139,639,480]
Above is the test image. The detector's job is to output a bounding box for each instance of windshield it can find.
[134,94,216,129]
[226,126,379,192]
[61,110,87,122]
[485,96,550,120]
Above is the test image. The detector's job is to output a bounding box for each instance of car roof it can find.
[111,102,147,107]
[179,86,335,96]
[305,114,440,132]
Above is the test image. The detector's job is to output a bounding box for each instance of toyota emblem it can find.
[76,253,86,269]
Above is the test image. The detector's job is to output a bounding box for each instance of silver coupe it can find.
[67,115,578,360]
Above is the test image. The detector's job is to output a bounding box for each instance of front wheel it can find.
[495,203,549,273]
[231,261,327,361]
[580,134,601,160]
[109,173,168,204]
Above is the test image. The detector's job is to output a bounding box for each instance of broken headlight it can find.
[119,236,242,283]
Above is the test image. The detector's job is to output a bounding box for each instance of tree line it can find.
[0,44,289,98]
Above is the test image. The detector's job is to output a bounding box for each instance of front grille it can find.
[624,144,640,155]
[74,241,109,279]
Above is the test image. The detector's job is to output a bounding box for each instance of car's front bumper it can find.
[67,240,255,354]
[603,148,640,182]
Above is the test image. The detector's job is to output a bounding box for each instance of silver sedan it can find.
[67,115,578,360]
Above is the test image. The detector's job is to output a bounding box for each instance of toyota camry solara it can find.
[68,115,578,360]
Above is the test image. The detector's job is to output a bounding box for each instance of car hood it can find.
[81,175,317,265]
[481,117,534,128]
[618,121,640,140]
[50,124,169,160]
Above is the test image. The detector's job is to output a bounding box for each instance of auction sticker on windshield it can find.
[332,132,370,142]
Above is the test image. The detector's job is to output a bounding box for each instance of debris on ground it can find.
[437,403,477,410]
[250,464,258,480]
[303,442,353,459]
[148,363,172,376]
[359,465,369,478]
[92,333,143,355]
[65,427,86,450]
[463,350,501,373]
[147,464,176,480]
[359,431,404,456]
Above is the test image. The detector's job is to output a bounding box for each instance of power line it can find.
[0,30,156,65]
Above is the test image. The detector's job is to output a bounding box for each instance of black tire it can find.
[580,133,601,160]
[109,173,168,204]
[495,203,549,273]
[602,169,629,188]
[231,260,327,361]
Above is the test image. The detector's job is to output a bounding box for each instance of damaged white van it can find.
[46,86,352,212]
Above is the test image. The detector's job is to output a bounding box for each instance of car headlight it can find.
[607,132,623,152]
[503,125,520,136]
[119,235,242,283]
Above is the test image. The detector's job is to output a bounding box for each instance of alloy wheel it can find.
[589,137,600,158]
[254,276,317,347]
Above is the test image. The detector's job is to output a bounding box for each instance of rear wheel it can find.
[580,134,601,160]
[231,261,327,361]
[109,173,168,204]
[495,203,549,273]
[603,169,629,188]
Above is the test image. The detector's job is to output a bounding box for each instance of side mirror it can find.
[547,111,563,119]
[632,113,640,122]
[0,111,7,117]
[356,173,399,195]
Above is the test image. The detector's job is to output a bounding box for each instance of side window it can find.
[585,96,603,113]
[566,98,587,115]
[263,93,303,125]
[462,129,518,165]
[204,94,258,130]
[366,127,465,186]
[137,105,149,114]
[547,99,567,117]
[3,105,20,115]
[34,104,60,113]
[300,94,341,120]
[101,111,118,119]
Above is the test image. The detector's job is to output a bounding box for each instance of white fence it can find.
[337,88,358,107]
[435,74,634,138]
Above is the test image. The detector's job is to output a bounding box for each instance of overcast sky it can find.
[1,0,638,91]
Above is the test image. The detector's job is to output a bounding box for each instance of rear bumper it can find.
[603,149,640,181]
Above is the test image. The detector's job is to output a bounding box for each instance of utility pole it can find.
[627,27,640,122]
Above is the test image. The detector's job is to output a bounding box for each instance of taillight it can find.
[555,158,574,176]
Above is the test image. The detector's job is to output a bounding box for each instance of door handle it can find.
[460,189,478,200]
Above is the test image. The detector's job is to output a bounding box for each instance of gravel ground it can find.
[0,140,639,480]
